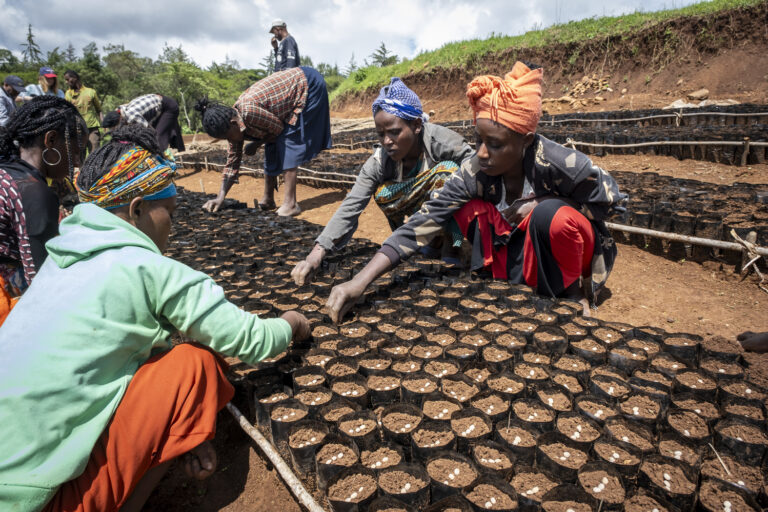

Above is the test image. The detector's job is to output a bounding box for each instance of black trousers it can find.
[152,96,185,152]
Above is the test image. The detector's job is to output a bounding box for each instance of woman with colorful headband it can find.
[0,95,84,326]
[327,62,626,321]
[0,124,310,512]
[291,77,473,285]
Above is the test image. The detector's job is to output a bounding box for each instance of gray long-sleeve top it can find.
[378,134,628,294]
[315,123,474,252]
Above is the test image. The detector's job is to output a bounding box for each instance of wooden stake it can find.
[708,442,732,476]
[199,179,205,195]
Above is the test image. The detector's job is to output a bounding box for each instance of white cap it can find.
[270,19,286,31]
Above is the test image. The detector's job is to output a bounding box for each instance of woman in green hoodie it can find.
[0,124,310,512]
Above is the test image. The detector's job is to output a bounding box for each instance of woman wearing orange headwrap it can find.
[326,62,626,321]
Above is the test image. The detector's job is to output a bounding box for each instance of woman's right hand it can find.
[280,311,311,342]
[291,245,326,285]
[202,196,225,212]
[327,279,366,324]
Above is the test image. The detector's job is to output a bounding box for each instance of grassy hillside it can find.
[330,0,762,103]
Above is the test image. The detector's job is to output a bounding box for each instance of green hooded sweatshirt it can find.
[0,203,293,511]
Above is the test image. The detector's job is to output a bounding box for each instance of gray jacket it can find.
[315,123,473,252]
[378,134,628,296]
[0,89,16,127]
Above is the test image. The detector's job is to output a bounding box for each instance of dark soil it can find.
[271,406,308,423]
[443,379,481,402]
[473,445,513,471]
[327,361,357,378]
[361,446,402,470]
[594,440,641,467]
[339,417,377,437]
[701,455,763,495]
[289,427,327,449]
[451,416,492,439]
[495,333,526,349]
[619,394,661,420]
[317,444,358,467]
[510,469,558,502]
[723,401,765,422]
[472,394,509,418]
[513,401,556,424]
[323,403,358,423]
[402,375,438,394]
[717,422,768,445]
[392,360,422,374]
[672,396,721,422]
[536,387,572,412]
[578,468,625,503]
[552,373,584,395]
[605,420,654,452]
[327,473,377,503]
[426,459,477,487]
[383,412,421,435]
[412,423,455,448]
[667,409,710,440]
[498,425,537,448]
[625,493,670,512]
[540,441,589,470]
[640,460,697,495]
[295,389,332,408]
[522,353,552,366]
[368,375,400,392]
[465,366,492,385]
[541,500,591,512]
[675,370,717,392]
[332,380,367,399]
[556,416,600,443]
[700,358,744,379]
[378,470,428,494]
[424,360,459,379]
[658,437,700,466]
[514,363,549,381]
[465,483,516,510]
[553,355,590,373]
[423,399,462,421]
[487,375,525,395]
[699,479,756,512]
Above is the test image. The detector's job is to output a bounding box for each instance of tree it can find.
[46,47,65,69]
[369,42,398,67]
[159,43,191,64]
[20,24,42,65]
[300,55,314,67]
[259,52,274,76]
[0,49,20,71]
[64,42,76,62]
[344,53,358,76]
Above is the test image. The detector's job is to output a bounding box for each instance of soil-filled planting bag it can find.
[269,398,309,447]
[424,495,474,512]
[638,454,698,510]
[698,478,761,512]
[470,440,515,478]
[381,403,423,449]
[535,432,590,482]
[326,465,379,512]
[367,370,402,406]
[462,475,519,512]
[254,384,292,428]
[377,462,431,510]
[576,460,626,509]
[401,371,440,405]
[450,407,494,454]
[339,409,381,452]
[331,374,371,408]
[316,434,362,491]
[288,419,330,476]
[555,411,602,445]
[411,419,457,460]
[714,418,768,465]
[425,450,480,502]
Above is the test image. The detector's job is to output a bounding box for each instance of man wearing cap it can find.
[64,70,103,156]
[20,67,65,102]
[0,76,24,126]
[270,19,300,72]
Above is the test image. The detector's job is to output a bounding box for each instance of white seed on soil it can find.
[382,457,389,462]
[449,473,455,480]
[513,436,521,445]
[576,425,582,432]
[746,388,752,394]
[350,492,358,499]
[571,432,581,440]
[652,509,660,512]
[592,347,598,351]
[454,468,460,475]
[695,408,702,414]
[567,509,576,512]
[612,452,620,459]
[674,450,682,460]
[723,501,732,512]
[672,364,679,369]
[548,398,554,406]
[684,429,691,437]
[527,486,539,495]
[595,410,603,417]
[622,436,629,442]
[490,497,496,504]
[374,461,381,467]
[608,386,615,395]
[738,480,745,486]
[663,473,671,481]
[529,370,535,376]
[633,407,640,415]
[485,502,492,508]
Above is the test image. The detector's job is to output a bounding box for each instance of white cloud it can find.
[1,0,701,70]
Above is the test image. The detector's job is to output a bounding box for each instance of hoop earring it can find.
[42,147,62,167]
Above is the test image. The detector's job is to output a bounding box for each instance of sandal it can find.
[257,200,277,211]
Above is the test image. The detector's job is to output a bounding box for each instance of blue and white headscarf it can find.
[371,77,429,122]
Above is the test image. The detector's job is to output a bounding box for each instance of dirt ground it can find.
[147,158,767,511]
[173,160,768,340]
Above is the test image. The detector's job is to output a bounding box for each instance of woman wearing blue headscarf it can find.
[291,78,473,285]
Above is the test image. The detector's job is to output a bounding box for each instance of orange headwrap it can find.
[466,61,544,135]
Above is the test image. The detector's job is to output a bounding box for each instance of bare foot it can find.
[737,331,768,353]
[277,203,302,217]
[181,440,217,480]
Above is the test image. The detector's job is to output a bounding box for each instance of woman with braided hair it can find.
[0,123,310,511]
[0,95,84,324]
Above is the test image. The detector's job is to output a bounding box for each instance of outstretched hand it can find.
[202,197,224,212]
[327,280,365,324]
[281,311,311,342]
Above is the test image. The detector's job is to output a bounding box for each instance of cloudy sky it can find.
[1,0,699,70]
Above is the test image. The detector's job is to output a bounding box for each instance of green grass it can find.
[330,0,762,103]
